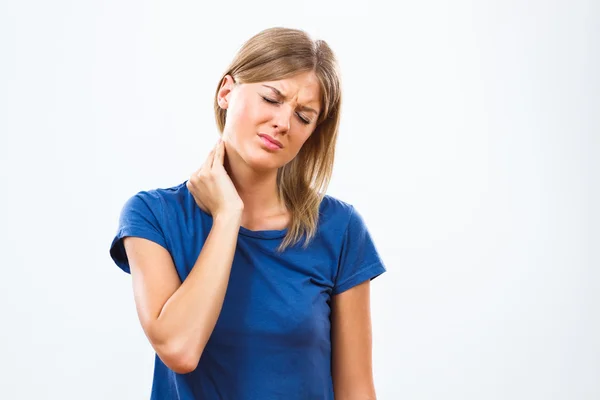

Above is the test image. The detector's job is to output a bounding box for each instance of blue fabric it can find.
[109,180,386,400]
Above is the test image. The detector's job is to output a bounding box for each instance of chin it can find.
[248,157,282,172]
[242,151,285,172]
[235,138,283,169]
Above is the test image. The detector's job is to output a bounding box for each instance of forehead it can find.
[259,72,321,105]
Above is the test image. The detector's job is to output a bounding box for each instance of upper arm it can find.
[331,279,377,399]
[108,191,190,370]
[123,236,181,347]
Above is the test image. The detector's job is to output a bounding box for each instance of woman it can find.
[109,27,386,400]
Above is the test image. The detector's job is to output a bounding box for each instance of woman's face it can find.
[217,71,322,172]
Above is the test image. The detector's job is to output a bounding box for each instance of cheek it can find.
[228,99,265,133]
[283,132,312,159]
[294,131,313,149]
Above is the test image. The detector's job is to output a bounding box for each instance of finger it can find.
[212,140,224,169]
[195,197,208,213]
[199,146,216,175]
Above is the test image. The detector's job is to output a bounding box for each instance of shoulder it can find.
[121,180,191,219]
[321,194,353,214]
[136,179,189,205]
[151,179,190,208]
[320,194,355,216]
[317,194,358,233]
[319,194,377,242]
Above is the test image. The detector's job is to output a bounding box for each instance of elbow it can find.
[147,327,203,374]
[156,339,202,374]
[161,350,200,374]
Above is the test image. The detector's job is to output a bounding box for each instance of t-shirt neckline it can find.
[184,181,288,240]
[238,225,288,239]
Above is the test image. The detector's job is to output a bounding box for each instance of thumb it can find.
[214,139,225,167]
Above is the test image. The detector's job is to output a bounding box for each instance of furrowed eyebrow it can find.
[262,85,319,115]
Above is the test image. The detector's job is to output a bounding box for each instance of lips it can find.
[258,134,283,148]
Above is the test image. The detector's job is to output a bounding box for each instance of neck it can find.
[223,142,286,219]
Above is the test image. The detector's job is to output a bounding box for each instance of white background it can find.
[1,0,598,399]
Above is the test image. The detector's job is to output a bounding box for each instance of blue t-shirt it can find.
[109,180,386,400]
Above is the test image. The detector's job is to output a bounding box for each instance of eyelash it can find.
[261,96,311,125]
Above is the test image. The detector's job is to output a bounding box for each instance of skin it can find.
[218,71,377,399]
[215,70,321,230]
[124,70,377,398]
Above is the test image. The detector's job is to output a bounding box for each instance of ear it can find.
[217,75,236,110]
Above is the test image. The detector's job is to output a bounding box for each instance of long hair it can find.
[213,27,342,253]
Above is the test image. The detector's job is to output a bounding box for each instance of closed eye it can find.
[261,96,311,125]
[262,96,278,104]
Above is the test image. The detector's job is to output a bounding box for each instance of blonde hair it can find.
[214,27,343,253]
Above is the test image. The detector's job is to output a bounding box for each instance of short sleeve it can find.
[332,205,387,295]
[109,191,168,274]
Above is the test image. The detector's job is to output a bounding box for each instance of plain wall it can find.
[0,0,598,398]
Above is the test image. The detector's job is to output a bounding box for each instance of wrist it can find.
[214,210,243,225]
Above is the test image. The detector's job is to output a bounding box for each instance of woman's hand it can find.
[186,139,244,219]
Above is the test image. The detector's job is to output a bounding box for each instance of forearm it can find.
[151,212,241,368]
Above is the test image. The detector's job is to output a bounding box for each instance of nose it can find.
[272,106,292,134]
